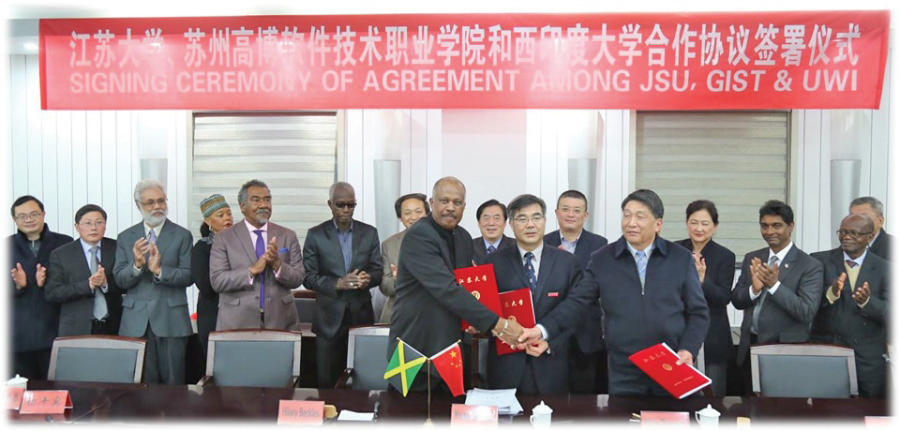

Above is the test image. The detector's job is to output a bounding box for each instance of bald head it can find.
[329,182,355,201]
[430,177,466,230]
[838,213,875,258]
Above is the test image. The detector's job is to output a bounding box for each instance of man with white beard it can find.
[113,179,194,384]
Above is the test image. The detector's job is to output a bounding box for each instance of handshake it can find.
[488,317,548,357]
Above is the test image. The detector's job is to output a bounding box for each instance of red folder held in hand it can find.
[455,264,502,332]
[628,342,711,399]
[495,288,536,356]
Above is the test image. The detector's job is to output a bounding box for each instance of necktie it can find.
[751,255,779,334]
[486,245,496,255]
[845,259,858,268]
[635,250,648,284]
[90,246,107,321]
[147,229,157,245]
[254,230,266,312]
[524,252,537,289]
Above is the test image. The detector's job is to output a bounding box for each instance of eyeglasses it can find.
[836,229,873,239]
[140,198,167,208]
[14,211,43,221]
[334,202,357,209]
[79,220,106,228]
[513,214,545,224]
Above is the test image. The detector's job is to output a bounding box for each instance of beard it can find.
[141,208,167,227]
[254,209,271,225]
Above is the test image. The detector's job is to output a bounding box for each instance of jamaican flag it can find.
[383,339,427,396]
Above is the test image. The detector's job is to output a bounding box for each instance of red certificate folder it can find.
[628,342,711,399]
[495,288,536,356]
[454,264,502,331]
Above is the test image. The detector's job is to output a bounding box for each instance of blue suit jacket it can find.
[544,229,607,352]
[545,235,709,395]
[485,244,583,394]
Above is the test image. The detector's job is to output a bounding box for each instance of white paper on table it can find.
[336,410,375,421]
[464,387,523,415]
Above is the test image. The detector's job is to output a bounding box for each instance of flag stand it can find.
[425,360,432,425]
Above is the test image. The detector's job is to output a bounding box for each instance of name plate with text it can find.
[18,390,72,415]
[277,400,324,425]
[451,403,498,426]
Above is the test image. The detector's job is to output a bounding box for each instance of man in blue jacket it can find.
[521,189,709,396]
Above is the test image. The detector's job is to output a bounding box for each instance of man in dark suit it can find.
[472,199,515,264]
[731,200,824,394]
[303,182,383,388]
[544,189,608,394]
[389,177,524,393]
[850,196,892,261]
[45,204,122,337]
[486,194,583,395]
[8,195,72,379]
[811,214,888,397]
[210,180,305,331]
[520,189,709,396]
[114,179,194,385]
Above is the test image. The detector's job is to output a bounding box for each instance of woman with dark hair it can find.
[191,194,233,360]
[677,199,735,396]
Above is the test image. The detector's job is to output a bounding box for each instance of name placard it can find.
[18,390,72,415]
[6,387,25,410]
[450,403,498,426]
[277,400,325,425]
[640,410,690,425]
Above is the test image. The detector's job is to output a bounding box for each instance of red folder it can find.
[454,264,502,331]
[628,343,711,399]
[495,288,536,356]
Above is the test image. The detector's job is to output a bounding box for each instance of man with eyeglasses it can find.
[210,179,305,331]
[544,189,608,394]
[731,200,824,395]
[45,204,123,337]
[484,194,583,395]
[8,195,72,380]
[303,182,383,388]
[113,179,194,385]
[809,214,888,397]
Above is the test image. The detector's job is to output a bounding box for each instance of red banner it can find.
[40,11,889,110]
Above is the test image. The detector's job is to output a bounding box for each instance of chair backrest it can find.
[207,329,303,388]
[751,343,857,398]
[294,297,317,324]
[49,335,146,384]
[346,325,390,390]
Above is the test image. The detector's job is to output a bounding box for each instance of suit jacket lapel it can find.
[506,249,531,290]
[155,220,177,257]
[236,221,259,263]
[350,222,361,271]
[327,223,348,274]
[101,238,116,274]
[856,253,876,290]
[533,247,555,307]
[777,246,799,283]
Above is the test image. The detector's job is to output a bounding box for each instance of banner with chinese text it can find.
[39,11,889,110]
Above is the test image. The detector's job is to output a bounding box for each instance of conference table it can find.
[9,380,888,424]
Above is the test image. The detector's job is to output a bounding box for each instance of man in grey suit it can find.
[113,179,194,384]
[731,200,824,394]
[303,182,384,388]
[45,204,122,336]
[850,196,892,261]
[472,199,515,264]
[389,177,524,394]
[210,180,304,331]
[378,193,429,323]
[811,214,888,397]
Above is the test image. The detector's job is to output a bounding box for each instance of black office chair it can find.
[48,335,146,384]
[336,324,390,390]
[199,329,303,388]
[751,343,858,398]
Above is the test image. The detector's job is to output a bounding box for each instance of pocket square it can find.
[548,292,559,297]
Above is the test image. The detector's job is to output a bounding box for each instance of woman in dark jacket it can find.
[191,194,233,361]
[677,199,736,397]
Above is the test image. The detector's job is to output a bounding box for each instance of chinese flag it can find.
[430,342,465,397]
